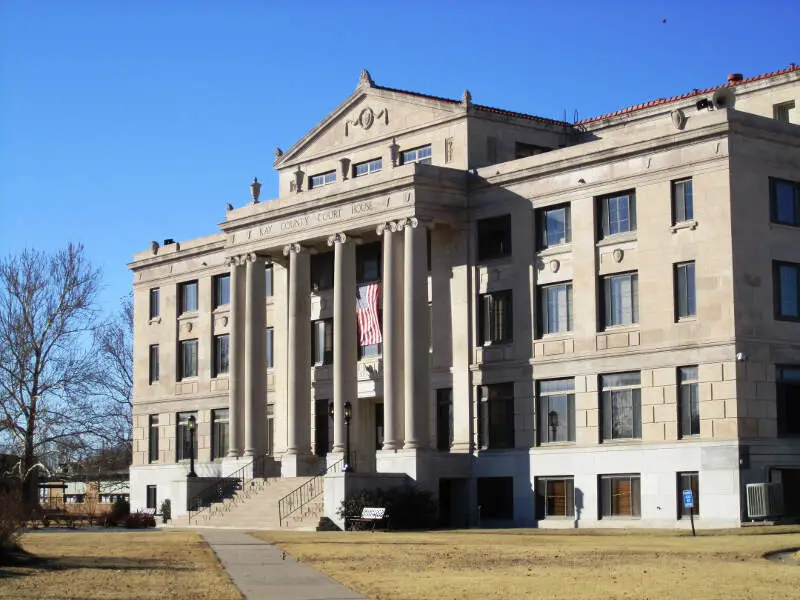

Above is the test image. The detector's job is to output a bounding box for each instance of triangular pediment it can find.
[274,74,465,168]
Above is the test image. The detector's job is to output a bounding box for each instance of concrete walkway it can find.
[201,529,367,600]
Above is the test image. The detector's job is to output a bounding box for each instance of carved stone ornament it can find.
[327,232,347,247]
[150,241,159,255]
[388,137,400,166]
[612,248,624,263]
[444,137,454,164]
[345,106,388,136]
[293,167,304,193]
[339,157,350,180]
[549,259,560,273]
[186,322,193,333]
[223,316,229,326]
[250,177,261,203]
[274,147,284,160]
[283,243,302,257]
[670,108,687,131]
[358,69,375,88]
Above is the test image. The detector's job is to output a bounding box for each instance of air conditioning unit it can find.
[746,483,784,519]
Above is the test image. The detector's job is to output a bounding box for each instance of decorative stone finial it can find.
[274,147,283,160]
[226,203,234,212]
[388,137,400,167]
[293,166,304,193]
[150,241,159,255]
[461,89,472,107]
[359,69,375,88]
[250,177,262,203]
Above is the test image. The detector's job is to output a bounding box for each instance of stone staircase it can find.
[169,476,325,531]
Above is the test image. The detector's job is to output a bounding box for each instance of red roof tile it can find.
[578,64,800,125]
[374,84,461,105]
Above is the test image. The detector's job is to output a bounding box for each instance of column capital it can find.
[282,242,303,256]
[226,254,245,267]
[376,221,400,236]
[396,216,420,230]
[243,252,264,264]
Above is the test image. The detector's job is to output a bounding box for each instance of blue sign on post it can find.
[682,489,694,509]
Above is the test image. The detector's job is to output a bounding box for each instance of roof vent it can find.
[163,238,175,245]
[727,73,744,83]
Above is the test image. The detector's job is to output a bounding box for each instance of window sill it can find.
[540,515,576,520]
[480,340,513,348]
[148,317,162,325]
[670,220,698,233]
[599,515,641,520]
[675,316,697,324]
[212,306,230,315]
[678,434,701,440]
[600,438,643,445]
[177,377,199,383]
[177,312,199,321]
[537,441,576,447]
[211,375,229,380]
[601,324,639,333]
[769,221,800,232]
[537,243,573,257]
[596,232,637,247]
[538,332,573,341]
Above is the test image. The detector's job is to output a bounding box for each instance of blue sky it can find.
[1,0,798,315]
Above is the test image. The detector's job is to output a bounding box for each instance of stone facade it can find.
[129,66,800,527]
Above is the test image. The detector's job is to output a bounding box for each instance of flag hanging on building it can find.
[356,282,382,346]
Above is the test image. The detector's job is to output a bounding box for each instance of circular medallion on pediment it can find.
[359,108,375,129]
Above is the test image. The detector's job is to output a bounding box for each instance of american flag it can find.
[356,283,382,346]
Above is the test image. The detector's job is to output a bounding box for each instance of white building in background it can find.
[128,65,800,528]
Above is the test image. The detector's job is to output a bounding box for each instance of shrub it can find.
[338,485,437,530]
[123,511,156,529]
[160,499,171,524]
[107,498,130,526]
[0,490,25,561]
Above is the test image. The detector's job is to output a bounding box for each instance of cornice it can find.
[127,238,226,271]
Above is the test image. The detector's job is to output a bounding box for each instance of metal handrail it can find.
[277,457,346,526]
[187,453,271,525]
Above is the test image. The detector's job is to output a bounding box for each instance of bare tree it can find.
[0,244,103,504]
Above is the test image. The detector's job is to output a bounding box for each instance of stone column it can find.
[282,243,311,462]
[227,256,245,457]
[377,222,403,450]
[402,218,430,449]
[328,233,357,454]
[243,253,266,457]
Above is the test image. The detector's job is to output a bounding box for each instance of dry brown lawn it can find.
[252,527,800,600]
[0,530,241,600]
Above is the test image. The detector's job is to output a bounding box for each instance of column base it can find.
[281,453,324,477]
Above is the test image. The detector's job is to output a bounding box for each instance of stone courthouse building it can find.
[129,65,800,528]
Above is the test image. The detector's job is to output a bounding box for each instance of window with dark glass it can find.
[353,157,382,177]
[266,404,275,455]
[148,415,159,463]
[212,409,229,460]
[179,280,198,314]
[774,261,800,321]
[179,339,198,379]
[538,282,573,335]
[515,142,550,159]
[213,334,229,377]
[477,215,512,261]
[148,344,159,384]
[672,178,694,224]
[675,261,696,319]
[356,242,381,282]
[771,178,800,227]
[678,366,699,438]
[311,252,334,291]
[479,290,513,344]
[598,191,636,238]
[436,388,453,451]
[400,144,432,165]
[146,485,157,510]
[777,365,800,436]
[478,383,515,450]
[535,477,575,519]
[309,170,336,189]
[149,288,160,319]
[600,474,641,518]
[213,274,230,308]
[602,272,638,328]
[678,472,699,518]
[314,399,332,457]
[537,378,575,444]
[266,327,274,369]
[774,101,797,124]
[265,263,273,297]
[486,137,498,163]
[537,204,571,249]
[477,476,513,519]
[601,372,641,440]
[312,319,333,365]
[176,412,198,461]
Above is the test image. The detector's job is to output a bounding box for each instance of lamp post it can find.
[344,401,353,473]
[187,415,197,478]
[548,411,559,443]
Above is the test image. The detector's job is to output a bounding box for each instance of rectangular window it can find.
[148,415,159,463]
[312,319,333,366]
[678,472,699,518]
[149,288,160,319]
[266,327,274,369]
[179,280,198,314]
[774,101,797,124]
[314,399,332,457]
[477,477,514,519]
[353,157,382,177]
[486,137,498,163]
[777,365,800,436]
[601,372,642,440]
[478,383,515,450]
[436,388,454,451]
[515,142,550,159]
[356,242,381,283]
[535,477,575,519]
[213,274,230,308]
[537,378,575,444]
[479,290,513,345]
[176,412,198,461]
[309,170,336,189]
[672,178,694,223]
[678,366,700,438]
[148,344,159,384]
[146,485,157,510]
[477,215,512,261]
[774,261,800,321]
[675,261,696,319]
[770,178,800,227]
[538,282,573,335]
[400,144,432,165]
[266,404,275,455]
[602,272,639,328]
[265,264,273,297]
[211,409,229,460]
[598,191,636,238]
[600,474,641,518]
[179,339,198,379]
[310,252,334,291]
[213,334,229,377]
[537,204,571,249]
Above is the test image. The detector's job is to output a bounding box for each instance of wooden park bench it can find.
[346,507,389,531]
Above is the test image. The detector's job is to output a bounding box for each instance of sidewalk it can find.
[201,529,367,600]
